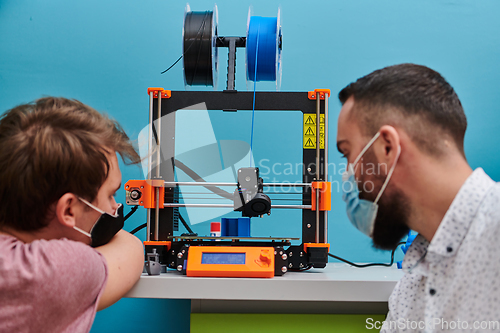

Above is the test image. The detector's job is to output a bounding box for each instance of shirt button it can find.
[446,246,453,253]
[430,288,436,296]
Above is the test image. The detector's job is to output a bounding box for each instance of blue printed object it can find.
[220,217,251,237]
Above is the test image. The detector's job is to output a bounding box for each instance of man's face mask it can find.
[341,131,401,237]
[73,198,124,247]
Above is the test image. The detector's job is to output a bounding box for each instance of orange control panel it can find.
[186,246,275,278]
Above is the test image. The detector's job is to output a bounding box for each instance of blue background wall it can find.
[1,1,500,332]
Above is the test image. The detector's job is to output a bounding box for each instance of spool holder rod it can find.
[216,37,246,91]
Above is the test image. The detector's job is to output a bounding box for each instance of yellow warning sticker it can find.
[303,114,325,149]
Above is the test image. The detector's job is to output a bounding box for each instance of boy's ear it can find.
[54,193,81,228]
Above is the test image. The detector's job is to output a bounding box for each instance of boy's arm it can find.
[94,229,144,311]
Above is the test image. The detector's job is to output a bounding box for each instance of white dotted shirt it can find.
[381,168,500,333]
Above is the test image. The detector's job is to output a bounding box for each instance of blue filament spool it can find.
[246,14,282,83]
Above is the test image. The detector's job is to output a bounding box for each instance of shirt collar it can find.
[402,168,495,271]
[402,233,429,273]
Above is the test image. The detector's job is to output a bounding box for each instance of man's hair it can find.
[0,97,140,231]
[338,63,467,156]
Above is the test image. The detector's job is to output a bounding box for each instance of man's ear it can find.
[54,193,81,228]
[374,125,401,173]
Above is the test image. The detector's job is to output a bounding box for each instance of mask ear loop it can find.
[343,132,382,182]
[374,144,401,205]
[73,226,92,238]
[79,197,106,214]
[79,197,121,217]
[352,132,381,170]
[342,132,380,181]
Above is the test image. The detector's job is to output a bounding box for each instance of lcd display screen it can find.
[201,252,246,265]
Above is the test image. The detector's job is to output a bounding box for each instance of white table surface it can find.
[126,263,404,303]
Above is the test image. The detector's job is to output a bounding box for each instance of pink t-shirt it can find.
[0,234,108,333]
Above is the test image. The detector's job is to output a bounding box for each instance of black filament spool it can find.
[183,10,217,86]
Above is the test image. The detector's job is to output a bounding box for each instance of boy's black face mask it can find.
[74,198,124,247]
[89,204,124,247]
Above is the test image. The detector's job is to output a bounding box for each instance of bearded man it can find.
[337,64,500,332]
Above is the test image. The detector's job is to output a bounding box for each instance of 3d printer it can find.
[125,5,331,278]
